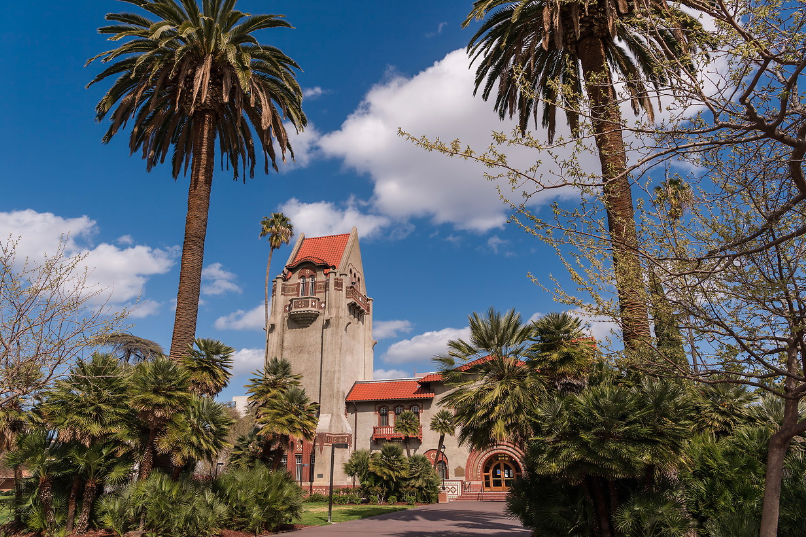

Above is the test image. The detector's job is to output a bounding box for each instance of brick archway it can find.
[465,443,525,482]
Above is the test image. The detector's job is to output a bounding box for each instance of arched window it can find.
[394,405,404,416]
[299,276,307,297]
[309,276,315,296]
[379,406,389,427]
[410,405,420,417]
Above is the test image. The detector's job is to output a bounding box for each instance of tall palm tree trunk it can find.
[39,477,56,531]
[264,247,275,360]
[170,111,216,360]
[139,427,159,480]
[577,34,651,351]
[434,434,445,469]
[13,467,22,525]
[76,480,98,534]
[65,476,81,532]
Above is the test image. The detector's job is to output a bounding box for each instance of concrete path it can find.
[289,501,531,536]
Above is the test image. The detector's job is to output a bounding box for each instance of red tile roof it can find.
[288,233,350,269]
[415,356,526,385]
[346,380,435,402]
[417,373,442,383]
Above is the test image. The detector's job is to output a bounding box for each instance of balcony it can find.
[346,287,370,313]
[372,425,422,442]
[287,296,323,326]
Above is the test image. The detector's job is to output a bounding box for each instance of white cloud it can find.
[231,348,264,376]
[527,312,543,324]
[279,198,397,239]
[201,263,242,296]
[374,368,411,380]
[486,235,510,255]
[303,87,328,99]
[282,122,322,171]
[318,49,585,232]
[128,299,162,319]
[374,320,413,340]
[382,327,471,364]
[426,22,448,38]
[116,235,134,245]
[0,210,175,305]
[214,304,265,331]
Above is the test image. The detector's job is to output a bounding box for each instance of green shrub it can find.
[97,472,226,537]
[214,465,303,533]
[387,495,397,504]
[304,493,328,503]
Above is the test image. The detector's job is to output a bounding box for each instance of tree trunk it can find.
[577,35,650,351]
[66,476,82,532]
[169,111,217,360]
[264,247,275,361]
[759,396,806,537]
[434,434,445,469]
[76,480,98,534]
[13,466,22,525]
[590,477,613,537]
[404,438,411,458]
[39,477,56,531]
[139,427,159,480]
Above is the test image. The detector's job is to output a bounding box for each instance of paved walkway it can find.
[289,501,531,536]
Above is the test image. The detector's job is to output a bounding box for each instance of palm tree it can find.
[180,338,234,397]
[156,394,233,477]
[368,443,409,488]
[246,357,302,410]
[259,213,294,359]
[39,353,132,446]
[393,410,420,457]
[429,410,455,470]
[128,358,192,479]
[68,443,132,534]
[437,308,544,449]
[529,312,596,393]
[4,429,63,532]
[254,386,318,469]
[88,0,307,360]
[465,0,708,350]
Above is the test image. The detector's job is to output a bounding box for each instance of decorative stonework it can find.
[282,283,299,296]
[334,278,343,291]
[465,442,525,481]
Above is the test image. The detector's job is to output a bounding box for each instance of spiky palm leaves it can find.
[129,358,192,479]
[254,386,318,469]
[180,338,234,396]
[68,443,133,533]
[157,395,233,472]
[260,213,293,359]
[87,0,307,359]
[437,308,543,450]
[4,430,63,531]
[393,410,420,457]
[368,443,409,485]
[529,312,596,393]
[39,353,132,446]
[246,357,302,408]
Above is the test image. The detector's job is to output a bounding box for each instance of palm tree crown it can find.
[180,337,234,396]
[87,0,307,360]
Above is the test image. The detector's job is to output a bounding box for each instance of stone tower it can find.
[266,227,373,487]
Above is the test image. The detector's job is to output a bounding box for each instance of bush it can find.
[97,472,226,537]
[304,493,328,503]
[387,495,397,504]
[214,465,303,533]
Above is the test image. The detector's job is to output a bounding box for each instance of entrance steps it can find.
[453,491,508,502]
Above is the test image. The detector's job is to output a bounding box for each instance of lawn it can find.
[297,502,414,526]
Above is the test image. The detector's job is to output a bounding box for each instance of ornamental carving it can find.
[282,283,299,296]
[334,278,343,291]
[298,268,315,278]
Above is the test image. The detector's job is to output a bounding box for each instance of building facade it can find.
[261,229,524,496]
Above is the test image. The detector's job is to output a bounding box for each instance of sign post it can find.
[328,443,349,524]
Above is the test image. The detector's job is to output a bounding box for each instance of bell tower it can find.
[266,227,373,487]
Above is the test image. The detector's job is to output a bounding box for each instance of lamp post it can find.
[440,444,447,490]
[328,443,349,524]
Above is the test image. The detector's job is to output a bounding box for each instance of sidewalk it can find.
[289,501,531,536]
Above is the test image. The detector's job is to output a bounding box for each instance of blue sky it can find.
[0,0,616,402]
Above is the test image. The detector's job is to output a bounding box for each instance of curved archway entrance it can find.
[482,453,521,491]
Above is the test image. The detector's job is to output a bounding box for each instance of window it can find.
[280,454,287,469]
[309,454,316,481]
[299,277,307,297]
[379,406,389,426]
[410,405,420,417]
[309,276,316,296]
[295,455,303,482]
[394,405,404,415]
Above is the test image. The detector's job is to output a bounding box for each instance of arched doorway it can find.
[482,454,521,491]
